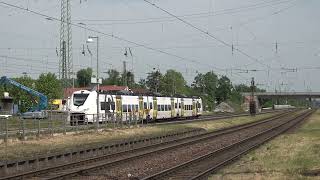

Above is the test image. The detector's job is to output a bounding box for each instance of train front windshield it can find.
[73,94,89,106]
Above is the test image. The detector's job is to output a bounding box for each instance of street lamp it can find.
[87,36,100,129]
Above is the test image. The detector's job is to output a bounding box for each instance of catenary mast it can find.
[59,0,73,87]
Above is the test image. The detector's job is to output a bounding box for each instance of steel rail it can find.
[142,110,314,180]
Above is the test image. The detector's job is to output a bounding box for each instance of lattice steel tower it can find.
[59,0,73,85]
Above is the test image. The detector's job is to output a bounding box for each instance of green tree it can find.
[192,71,218,110]
[160,69,187,96]
[216,75,232,104]
[35,73,62,101]
[146,70,162,93]
[122,71,135,88]
[76,68,92,87]
[137,78,147,88]
[102,69,121,86]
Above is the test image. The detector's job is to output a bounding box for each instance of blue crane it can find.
[0,76,48,111]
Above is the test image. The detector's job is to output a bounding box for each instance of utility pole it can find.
[250,77,256,116]
[123,61,127,87]
[59,0,73,87]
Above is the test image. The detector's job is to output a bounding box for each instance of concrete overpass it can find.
[241,92,320,99]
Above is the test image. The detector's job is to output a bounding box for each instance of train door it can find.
[181,98,184,117]
[171,98,175,118]
[192,98,196,116]
[116,95,122,121]
[153,97,158,120]
[139,96,144,121]
[197,100,201,114]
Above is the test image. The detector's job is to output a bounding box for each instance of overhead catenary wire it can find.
[0,1,254,84]
[73,0,293,24]
[0,1,230,75]
[143,0,271,69]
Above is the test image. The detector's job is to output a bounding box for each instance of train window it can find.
[175,103,177,108]
[150,103,153,109]
[198,103,201,109]
[158,105,161,111]
[161,105,164,111]
[128,105,132,112]
[179,103,181,108]
[122,104,127,112]
[111,102,115,110]
[100,102,110,111]
[185,105,187,110]
[144,102,147,109]
[168,105,171,111]
[164,105,167,111]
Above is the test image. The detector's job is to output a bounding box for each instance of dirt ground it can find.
[209,110,320,180]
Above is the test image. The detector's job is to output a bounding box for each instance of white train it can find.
[68,90,203,124]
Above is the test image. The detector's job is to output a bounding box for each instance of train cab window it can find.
[144,102,147,109]
[175,103,177,108]
[168,105,171,111]
[150,103,153,109]
[128,105,132,112]
[122,104,127,112]
[73,93,89,106]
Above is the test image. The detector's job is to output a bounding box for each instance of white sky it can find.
[0,0,319,92]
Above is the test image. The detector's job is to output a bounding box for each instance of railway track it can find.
[143,110,314,180]
[0,110,279,138]
[153,109,284,125]
[0,110,295,180]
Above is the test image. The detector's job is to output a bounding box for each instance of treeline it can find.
[0,68,265,112]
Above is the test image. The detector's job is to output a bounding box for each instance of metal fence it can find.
[0,111,146,143]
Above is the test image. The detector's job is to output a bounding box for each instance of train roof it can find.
[99,90,200,99]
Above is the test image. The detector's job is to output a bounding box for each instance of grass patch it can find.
[0,113,277,161]
[210,110,320,179]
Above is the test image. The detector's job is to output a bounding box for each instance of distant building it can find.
[0,92,14,114]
